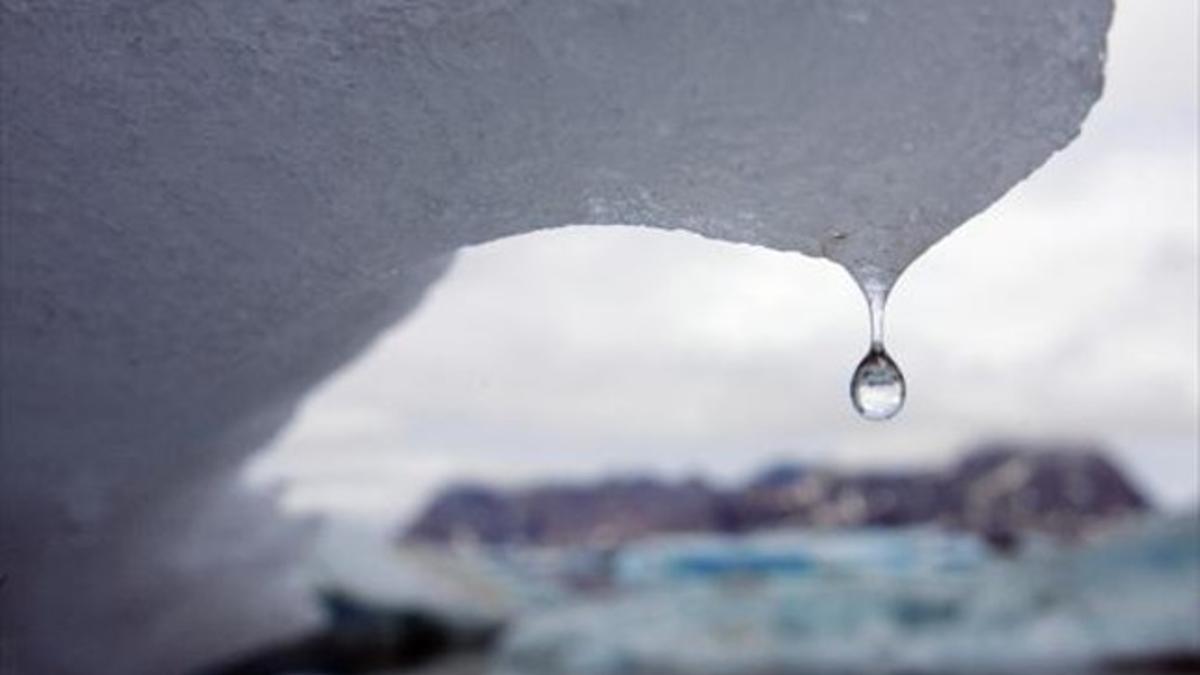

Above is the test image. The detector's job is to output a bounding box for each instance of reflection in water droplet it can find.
[851,347,905,420]
[850,278,905,420]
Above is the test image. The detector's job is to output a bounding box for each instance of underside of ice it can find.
[0,1,1111,673]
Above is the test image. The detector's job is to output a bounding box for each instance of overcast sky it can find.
[248,1,1198,525]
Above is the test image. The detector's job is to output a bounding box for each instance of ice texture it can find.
[493,518,1200,675]
[0,1,1110,673]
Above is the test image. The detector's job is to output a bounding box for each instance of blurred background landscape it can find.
[232,439,1197,675]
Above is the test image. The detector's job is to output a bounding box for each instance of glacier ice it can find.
[0,1,1111,673]
[492,517,1200,675]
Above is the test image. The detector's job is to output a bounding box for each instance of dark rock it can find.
[404,441,1152,547]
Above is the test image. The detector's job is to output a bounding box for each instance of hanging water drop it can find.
[850,280,906,420]
[851,346,905,420]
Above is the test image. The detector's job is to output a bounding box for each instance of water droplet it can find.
[851,346,905,420]
[850,278,905,420]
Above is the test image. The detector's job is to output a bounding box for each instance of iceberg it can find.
[493,517,1200,675]
[613,528,987,587]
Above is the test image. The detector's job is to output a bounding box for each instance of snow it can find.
[0,1,1110,673]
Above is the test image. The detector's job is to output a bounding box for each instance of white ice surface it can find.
[0,1,1110,673]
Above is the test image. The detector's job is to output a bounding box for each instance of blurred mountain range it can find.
[404,441,1151,547]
